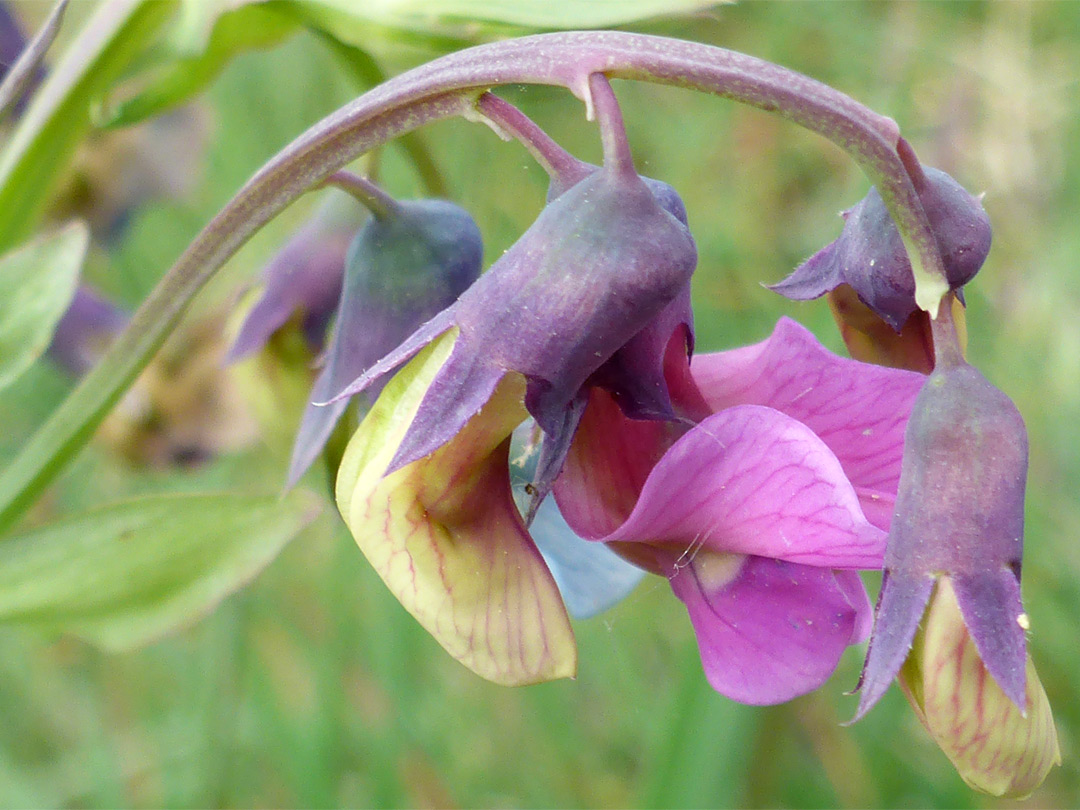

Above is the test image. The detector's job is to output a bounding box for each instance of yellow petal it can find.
[336,331,576,685]
[900,578,1060,798]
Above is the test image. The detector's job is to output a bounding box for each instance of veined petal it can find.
[554,387,677,539]
[336,332,575,685]
[603,405,886,569]
[900,578,1060,798]
[668,552,863,704]
[691,317,923,497]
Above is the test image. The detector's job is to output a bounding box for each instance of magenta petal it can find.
[834,569,873,644]
[605,405,886,569]
[691,318,923,497]
[670,553,860,704]
[553,388,678,539]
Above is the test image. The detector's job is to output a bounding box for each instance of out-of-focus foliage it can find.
[0,221,86,392]
[0,491,320,651]
[0,1,1077,808]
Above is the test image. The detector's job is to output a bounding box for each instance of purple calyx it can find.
[856,362,1029,718]
[771,167,991,331]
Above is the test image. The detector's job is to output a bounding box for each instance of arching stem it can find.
[0,31,953,530]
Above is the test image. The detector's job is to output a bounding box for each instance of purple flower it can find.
[854,363,1028,715]
[287,197,482,485]
[228,191,483,486]
[849,360,1059,796]
[47,285,129,377]
[332,159,697,497]
[553,318,925,703]
[227,206,356,363]
[332,156,697,684]
[770,168,991,331]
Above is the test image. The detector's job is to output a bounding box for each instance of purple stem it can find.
[474,92,590,192]
[929,293,965,370]
[587,73,635,178]
[323,170,402,220]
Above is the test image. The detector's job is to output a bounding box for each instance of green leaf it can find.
[337,0,727,29]
[0,0,177,252]
[0,490,321,650]
[297,0,728,41]
[101,1,300,128]
[0,221,88,393]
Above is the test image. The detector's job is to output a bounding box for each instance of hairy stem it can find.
[0,31,948,530]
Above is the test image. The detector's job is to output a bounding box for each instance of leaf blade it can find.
[0,221,88,392]
[0,490,321,650]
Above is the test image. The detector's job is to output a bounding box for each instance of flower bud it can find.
[854,363,1058,795]
[287,197,482,485]
[771,168,991,331]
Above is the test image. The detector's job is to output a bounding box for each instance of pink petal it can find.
[553,387,681,539]
[553,320,709,540]
[604,405,886,569]
[834,569,874,644]
[691,317,923,497]
[669,552,862,704]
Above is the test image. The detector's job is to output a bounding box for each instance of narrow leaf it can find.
[0,0,177,252]
[0,490,321,650]
[0,221,88,392]
[306,0,728,34]
[100,2,299,128]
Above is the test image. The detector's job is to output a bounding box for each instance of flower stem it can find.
[588,73,636,178]
[896,137,928,193]
[0,31,957,530]
[322,170,402,220]
[473,92,590,195]
[930,293,965,370]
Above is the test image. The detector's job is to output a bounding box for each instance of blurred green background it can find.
[0,1,1077,807]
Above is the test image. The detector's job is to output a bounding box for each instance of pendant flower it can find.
[228,183,483,486]
[770,167,991,332]
[553,317,925,703]
[227,201,358,363]
[853,360,1059,796]
[333,94,699,683]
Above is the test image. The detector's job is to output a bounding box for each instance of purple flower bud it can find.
[334,163,697,483]
[771,168,991,331]
[287,198,482,485]
[856,362,1029,718]
[227,211,356,363]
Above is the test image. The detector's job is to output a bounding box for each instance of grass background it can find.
[0,2,1077,807]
